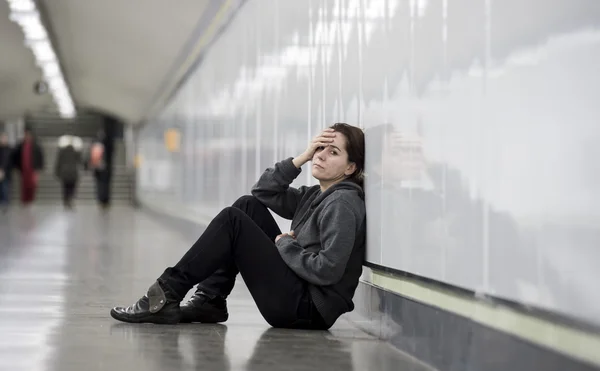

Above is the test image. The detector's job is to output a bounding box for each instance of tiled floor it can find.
[0,204,431,371]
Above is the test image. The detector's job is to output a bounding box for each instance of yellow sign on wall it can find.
[134,154,143,168]
[164,129,181,152]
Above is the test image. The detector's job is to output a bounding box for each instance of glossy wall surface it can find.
[137,0,600,326]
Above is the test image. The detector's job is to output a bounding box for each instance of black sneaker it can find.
[180,291,229,323]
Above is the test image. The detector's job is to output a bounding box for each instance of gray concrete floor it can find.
[0,204,430,371]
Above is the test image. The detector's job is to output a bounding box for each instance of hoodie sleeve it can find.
[251,158,311,219]
[275,199,358,285]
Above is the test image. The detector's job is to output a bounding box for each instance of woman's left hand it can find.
[275,231,295,243]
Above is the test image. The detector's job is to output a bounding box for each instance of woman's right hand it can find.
[293,129,336,168]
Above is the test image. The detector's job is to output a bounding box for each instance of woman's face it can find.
[311,131,356,183]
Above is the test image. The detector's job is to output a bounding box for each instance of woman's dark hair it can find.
[330,123,365,188]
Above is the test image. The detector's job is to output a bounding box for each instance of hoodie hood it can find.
[311,180,365,207]
[288,180,365,232]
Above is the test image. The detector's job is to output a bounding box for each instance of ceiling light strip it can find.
[6,0,75,118]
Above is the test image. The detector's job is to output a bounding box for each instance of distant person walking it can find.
[0,132,12,211]
[86,130,111,210]
[12,126,44,205]
[55,135,82,209]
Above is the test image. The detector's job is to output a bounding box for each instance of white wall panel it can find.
[137,0,600,325]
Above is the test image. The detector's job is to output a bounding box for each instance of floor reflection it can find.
[245,328,354,371]
[0,207,68,371]
[109,324,422,371]
[110,323,230,371]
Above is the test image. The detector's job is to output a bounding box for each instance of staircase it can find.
[10,138,133,205]
[24,112,109,138]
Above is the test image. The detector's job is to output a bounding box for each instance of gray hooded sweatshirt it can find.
[251,158,366,327]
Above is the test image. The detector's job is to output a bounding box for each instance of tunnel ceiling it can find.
[0,0,55,120]
[0,0,217,124]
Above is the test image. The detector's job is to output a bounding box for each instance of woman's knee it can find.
[232,195,263,210]
[219,205,244,220]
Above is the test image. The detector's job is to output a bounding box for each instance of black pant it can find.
[62,180,77,203]
[159,196,326,329]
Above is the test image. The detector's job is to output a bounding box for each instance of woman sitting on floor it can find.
[110,123,366,330]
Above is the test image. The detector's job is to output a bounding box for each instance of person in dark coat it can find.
[11,127,44,205]
[86,129,113,210]
[55,138,82,209]
[0,132,12,211]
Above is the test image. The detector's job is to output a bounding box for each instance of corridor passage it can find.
[0,205,427,371]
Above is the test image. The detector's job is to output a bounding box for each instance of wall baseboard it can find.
[346,277,600,371]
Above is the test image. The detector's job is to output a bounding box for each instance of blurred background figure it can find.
[86,129,112,210]
[11,126,44,206]
[55,135,83,209]
[59,134,83,153]
[0,132,12,212]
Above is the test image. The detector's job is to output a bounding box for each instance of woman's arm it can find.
[275,200,359,285]
[251,129,337,219]
[251,158,311,219]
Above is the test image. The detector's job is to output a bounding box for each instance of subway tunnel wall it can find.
[134,0,600,356]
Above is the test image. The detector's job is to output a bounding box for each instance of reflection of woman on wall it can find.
[366,123,524,306]
[110,123,366,330]
[365,124,439,264]
[12,126,44,205]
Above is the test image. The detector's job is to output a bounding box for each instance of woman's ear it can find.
[345,162,357,176]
